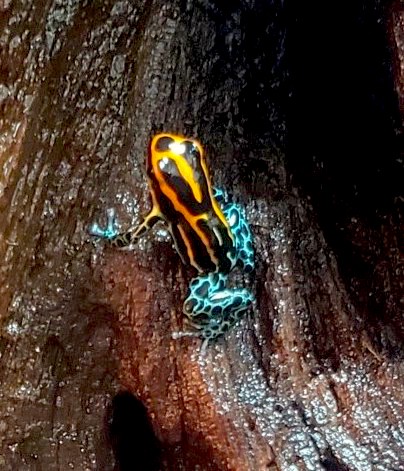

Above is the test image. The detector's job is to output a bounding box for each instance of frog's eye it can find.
[182,141,202,167]
[155,136,174,152]
[183,141,200,156]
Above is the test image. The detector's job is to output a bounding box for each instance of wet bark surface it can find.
[0,1,402,470]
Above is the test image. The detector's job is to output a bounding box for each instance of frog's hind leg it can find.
[221,203,254,273]
[181,273,254,342]
[89,206,162,248]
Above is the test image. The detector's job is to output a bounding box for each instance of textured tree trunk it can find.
[0,1,402,470]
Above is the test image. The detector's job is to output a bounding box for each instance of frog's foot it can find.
[222,203,254,273]
[89,208,144,248]
[172,330,212,356]
[172,316,207,340]
[89,208,118,240]
[172,321,209,354]
[90,206,163,248]
[182,273,254,343]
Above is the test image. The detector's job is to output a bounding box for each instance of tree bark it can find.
[0,1,402,470]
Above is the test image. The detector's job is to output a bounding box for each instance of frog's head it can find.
[147,133,208,205]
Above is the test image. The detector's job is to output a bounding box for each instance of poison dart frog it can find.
[90,133,254,344]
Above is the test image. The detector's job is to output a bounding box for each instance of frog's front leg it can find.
[179,273,254,341]
[89,206,162,248]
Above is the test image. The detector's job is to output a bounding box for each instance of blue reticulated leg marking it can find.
[221,202,255,273]
[213,187,254,272]
[89,207,162,248]
[173,273,254,343]
[226,203,255,273]
[212,187,229,204]
[89,208,119,239]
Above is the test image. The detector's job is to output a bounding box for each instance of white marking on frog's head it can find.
[169,141,186,155]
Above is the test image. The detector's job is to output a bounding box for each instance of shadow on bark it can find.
[109,391,161,471]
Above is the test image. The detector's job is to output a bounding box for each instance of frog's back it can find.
[147,133,236,274]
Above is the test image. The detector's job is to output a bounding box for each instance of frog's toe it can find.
[89,222,108,237]
[172,330,199,340]
[89,208,118,239]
